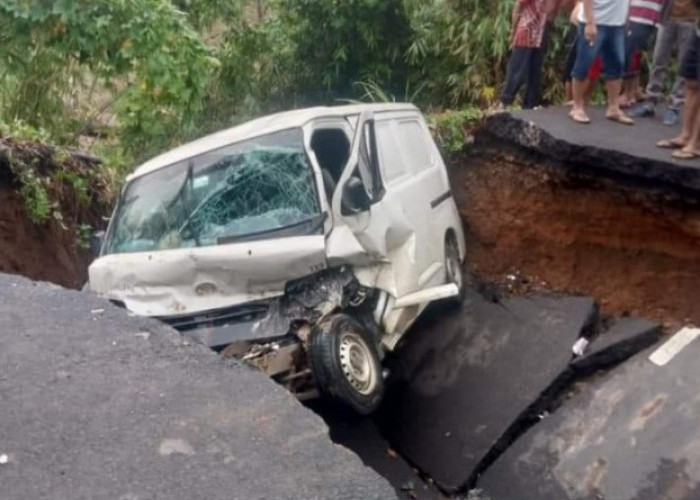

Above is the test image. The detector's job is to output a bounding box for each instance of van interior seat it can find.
[310,128,350,202]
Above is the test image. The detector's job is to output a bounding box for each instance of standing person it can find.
[631,0,697,125]
[658,2,700,158]
[564,2,583,102]
[500,0,563,109]
[569,0,633,124]
[564,1,600,104]
[619,0,667,108]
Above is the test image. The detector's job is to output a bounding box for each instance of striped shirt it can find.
[629,0,665,25]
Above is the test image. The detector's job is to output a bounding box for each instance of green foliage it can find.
[428,108,483,155]
[0,0,217,158]
[197,14,296,131]
[353,79,427,103]
[0,0,576,227]
[75,223,93,249]
[0,118,53,143]
[13,163,54,224]
[273,0,414,97]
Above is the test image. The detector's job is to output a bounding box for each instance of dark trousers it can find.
[501,23,551,109]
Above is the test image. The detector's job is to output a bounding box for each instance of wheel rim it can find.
[338,331,377,396]
[446,242,463,290]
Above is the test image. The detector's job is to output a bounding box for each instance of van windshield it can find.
[103,129,321,255]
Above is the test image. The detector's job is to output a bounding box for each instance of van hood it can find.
[88,235,327,317]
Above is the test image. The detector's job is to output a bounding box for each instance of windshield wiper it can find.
[216,212,327,245]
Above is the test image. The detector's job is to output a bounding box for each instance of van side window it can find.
[397,120,432,174]
[310,128,350,203]
[375,121,406,183]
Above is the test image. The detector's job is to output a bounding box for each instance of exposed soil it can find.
[0,186,92,289]
[0,137,108,289]
[451,147,700,328]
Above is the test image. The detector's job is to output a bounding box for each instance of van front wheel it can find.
[309,314,384,415]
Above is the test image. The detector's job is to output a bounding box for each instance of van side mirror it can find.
[90,230,106,259]
[341,176,371,214]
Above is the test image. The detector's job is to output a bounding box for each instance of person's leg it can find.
[583,77,594,104]
[500,48,532,106]
[621,23,642,107]
[629,25,655,102]
[669,21,696,110]
[646,21,677,104]
[564,27,578,103]
[674,32,700,156]
[661,30,699,148]
[621,23,655,107]
[571,23,602,122]
[524,22,552,109]
[674,81,700,149]
[600,25,631,123]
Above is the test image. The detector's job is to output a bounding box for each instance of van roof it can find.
[129,103,419,181]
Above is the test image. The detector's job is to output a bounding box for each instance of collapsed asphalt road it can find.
[480,325,700,500]
[1,272,697,500]
[0,274,397,500]
[315,284,698,500]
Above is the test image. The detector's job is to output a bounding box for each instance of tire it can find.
[445,233,465,306]
[308,314,385,415]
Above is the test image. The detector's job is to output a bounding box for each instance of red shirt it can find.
[512,0,548,48]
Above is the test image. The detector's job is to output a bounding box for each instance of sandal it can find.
[606,112,634,125]
[671,149,700,160]
[570,109,591,124]
[657,138,686,149]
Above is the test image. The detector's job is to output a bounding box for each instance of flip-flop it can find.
[657,139,686,149]
[671,149,700,160]
[570,109,590,124]
[606,113,634,125]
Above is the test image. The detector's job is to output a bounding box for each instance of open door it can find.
[327,112,417,289]
[331,111,383,222]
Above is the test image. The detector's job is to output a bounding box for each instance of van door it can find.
[378,115,451,288]
[329,112,420,298]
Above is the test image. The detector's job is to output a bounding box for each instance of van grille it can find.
[159,303,270,332]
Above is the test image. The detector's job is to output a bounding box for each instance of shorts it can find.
[680,29,700,82]
[624,22,655,78]
[572,24,626,81]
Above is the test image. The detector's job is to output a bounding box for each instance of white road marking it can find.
[649,327,700,367]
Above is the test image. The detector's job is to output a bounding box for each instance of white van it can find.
[89,103,465,414]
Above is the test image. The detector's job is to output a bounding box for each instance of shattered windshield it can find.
[103,129,321,255]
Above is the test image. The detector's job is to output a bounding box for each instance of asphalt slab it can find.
[0,274,398,500]
[374,290,598,491]
[481,107,700,196]
[479,326,700,500]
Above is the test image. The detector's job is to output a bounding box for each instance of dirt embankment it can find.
[0,187,90,288]
[0,138,108,289]
[451,147,700,328]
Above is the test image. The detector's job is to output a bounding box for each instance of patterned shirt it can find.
[512,0,549,48]
[629,0,665,25]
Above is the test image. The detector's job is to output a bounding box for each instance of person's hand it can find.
[584,24,597,45]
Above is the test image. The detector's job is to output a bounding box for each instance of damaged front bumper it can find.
[157,268,382,399]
